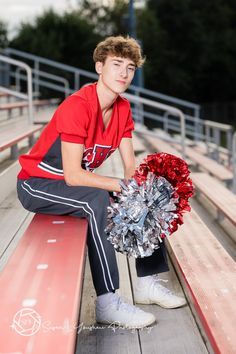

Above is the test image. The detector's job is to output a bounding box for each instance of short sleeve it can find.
[56,96,89,144]
[123,109,135,138]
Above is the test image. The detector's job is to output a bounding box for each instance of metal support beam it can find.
[10,145,18,160]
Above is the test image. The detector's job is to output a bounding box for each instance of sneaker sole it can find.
[135,298,187,309]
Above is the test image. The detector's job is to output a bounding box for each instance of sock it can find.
[97,291,118,307]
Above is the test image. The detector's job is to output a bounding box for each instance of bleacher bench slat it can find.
[144,135,184,158]
[142,135,194,166]
[0,124,43,152]
[0,92,10,98]
[173,144,233,182]
[191,172,236,226]
[167,209,236,354]
[0,98,60,111]
[193,143,230,167]
[0,214,88,354]
[0,101,28,110]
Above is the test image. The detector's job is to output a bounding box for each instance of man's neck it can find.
[96,81,118,112]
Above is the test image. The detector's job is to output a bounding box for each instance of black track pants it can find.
[17,178,169,296]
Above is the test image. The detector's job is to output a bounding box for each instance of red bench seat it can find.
[0,214,88,354]
[168,209,236,353]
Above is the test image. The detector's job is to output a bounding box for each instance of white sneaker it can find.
[95,293,156,329]
[134,275,187,309]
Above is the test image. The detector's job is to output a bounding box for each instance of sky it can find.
[0,0,80,38]
[0,0,145,39]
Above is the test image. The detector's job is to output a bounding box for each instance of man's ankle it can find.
[96,291,117,307]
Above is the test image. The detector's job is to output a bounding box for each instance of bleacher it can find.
[0,50,236,354]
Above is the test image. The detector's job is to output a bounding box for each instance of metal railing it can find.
[161,112,233,165]
[128,84,200,123]
[0,55,33,123]
[3,47,199,116]
[2,47,235,170]
[162,112,204,141]
[204,120,233,165]
[15,67,70,98]
[3,47,97,92]
[124,92,186,157]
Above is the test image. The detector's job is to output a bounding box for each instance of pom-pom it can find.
[106,153,194,258]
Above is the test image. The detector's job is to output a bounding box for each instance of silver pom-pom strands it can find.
[105,172,179,258]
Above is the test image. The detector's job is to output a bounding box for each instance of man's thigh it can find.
[17,177,104,217]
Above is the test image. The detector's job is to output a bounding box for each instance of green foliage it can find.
[10,9,101,71]
[0,21,8,49]
[142,0,236,102]
[79,0,129,36]
[6,0,236,105]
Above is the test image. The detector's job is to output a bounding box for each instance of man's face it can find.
[96,55,136,94]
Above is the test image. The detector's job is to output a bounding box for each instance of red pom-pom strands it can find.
[135,153,194,227]
[106,153,194,258]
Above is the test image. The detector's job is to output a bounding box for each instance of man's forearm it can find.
[65,168,121,192]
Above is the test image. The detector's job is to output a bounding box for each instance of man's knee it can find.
[88,189,110,218]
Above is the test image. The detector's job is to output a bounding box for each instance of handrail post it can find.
[74,72,80,90]
[194,106,200,142]
[34,60,40,97]
[15,67,22,91]
[179,111,186,158]
[134,91,144,124]
[199,117,204,142]
[205,123,211,157]
[213,127,220,161]
[233,132,236,194]
[0,55,33,124]
[226,128,233,167]
[26,65,33,124]
[65,81,70,97]
[163,112,169,133]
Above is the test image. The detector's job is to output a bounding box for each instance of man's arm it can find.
[62,141,121,192]
[118,138,136,179]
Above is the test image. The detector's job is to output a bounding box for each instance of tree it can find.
[78,0,129,36]
[10,9,101,71]
[144,0,236,103]
[9,0,236,109]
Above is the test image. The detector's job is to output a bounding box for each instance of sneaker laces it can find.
[151,275,173,296]
[113,293,143,313]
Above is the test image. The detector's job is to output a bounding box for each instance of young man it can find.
[17,36,186,329]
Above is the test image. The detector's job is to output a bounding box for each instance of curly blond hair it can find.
[93,35,145,68]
